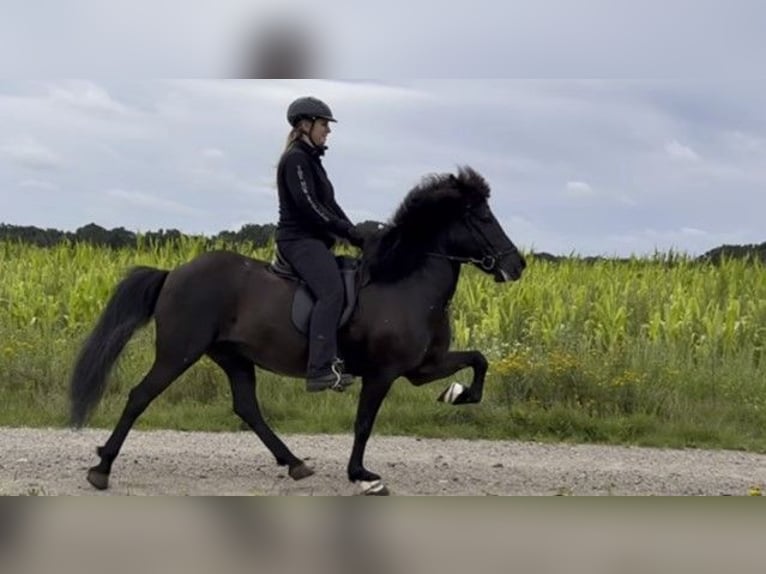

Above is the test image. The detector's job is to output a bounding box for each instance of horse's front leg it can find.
[405,350,488,405]
[347,375,395,495]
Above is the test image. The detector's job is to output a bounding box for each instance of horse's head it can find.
[435,168,526,282]
[364,166,527,283]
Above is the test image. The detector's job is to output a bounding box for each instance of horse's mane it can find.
[362,166,491,283]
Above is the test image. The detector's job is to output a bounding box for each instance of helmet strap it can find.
[302,118,328,153]
[307,118,318,146]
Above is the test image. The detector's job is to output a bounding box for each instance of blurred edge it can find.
[1,498,765,574]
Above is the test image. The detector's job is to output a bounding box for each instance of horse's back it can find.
[161,250,270,288]
[156,250,270,322]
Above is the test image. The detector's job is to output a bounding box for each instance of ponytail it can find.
[283,126,303,154]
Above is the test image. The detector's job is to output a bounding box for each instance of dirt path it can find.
[2,427,765,495]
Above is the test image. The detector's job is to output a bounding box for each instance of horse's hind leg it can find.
[208,347,313,481]
[87,354,198,490]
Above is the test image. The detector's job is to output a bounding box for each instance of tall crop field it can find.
[2,238,765,451]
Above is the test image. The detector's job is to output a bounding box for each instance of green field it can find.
[2,238,765,452]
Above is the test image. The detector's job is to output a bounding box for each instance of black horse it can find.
[69,166,527,495]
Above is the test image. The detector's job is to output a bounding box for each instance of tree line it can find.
[0,222,278,249]
[1,222,764,264]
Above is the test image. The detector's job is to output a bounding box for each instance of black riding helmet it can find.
[287,96,337,127]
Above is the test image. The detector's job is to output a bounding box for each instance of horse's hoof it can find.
[87,469,110,490]
[289,462,315,481]
[438,382,465,404]
[366,485,390,496]
[356,479,390,496]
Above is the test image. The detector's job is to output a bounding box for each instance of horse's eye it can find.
[473,207,492,222]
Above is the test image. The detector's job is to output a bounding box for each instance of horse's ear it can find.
[448,173,463,195]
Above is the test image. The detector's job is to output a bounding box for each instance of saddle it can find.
[268,246,360,336]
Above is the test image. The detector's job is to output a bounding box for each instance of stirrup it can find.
[330,360,354,392]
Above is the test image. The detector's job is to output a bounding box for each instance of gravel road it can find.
[2,427,765,495]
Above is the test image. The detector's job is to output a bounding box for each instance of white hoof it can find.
[356,479,388,495]
[439,382,465,404]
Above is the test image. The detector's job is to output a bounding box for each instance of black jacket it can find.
[276,139,355,247]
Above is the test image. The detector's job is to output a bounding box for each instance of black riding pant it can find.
[277,238,344,378]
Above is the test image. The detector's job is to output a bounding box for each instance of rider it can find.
[275,96,365,392]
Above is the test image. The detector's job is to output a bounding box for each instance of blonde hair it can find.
[282,119,312,153]
[283,127,302,153]
[274,125,306,186]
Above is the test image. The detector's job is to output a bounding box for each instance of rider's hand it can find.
[347,226,366,249]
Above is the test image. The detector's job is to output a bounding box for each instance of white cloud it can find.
[617,194,638,206]
[0,85,157,142]
[565,181,595,197]
[665,140,700,161]
[722,130,766,154]
[19,179,59,191]
[202,147,225,159]
[0,138,63,170]
[106,188,202,216]
[46,81,131,115]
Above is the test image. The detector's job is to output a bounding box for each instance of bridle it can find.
[426,252,506,272]
[426,212,517,272]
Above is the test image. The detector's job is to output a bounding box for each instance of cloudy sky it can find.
[1,79,764,257]
[1,1,764,256]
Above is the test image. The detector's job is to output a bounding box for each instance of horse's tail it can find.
[69,266,169,428]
